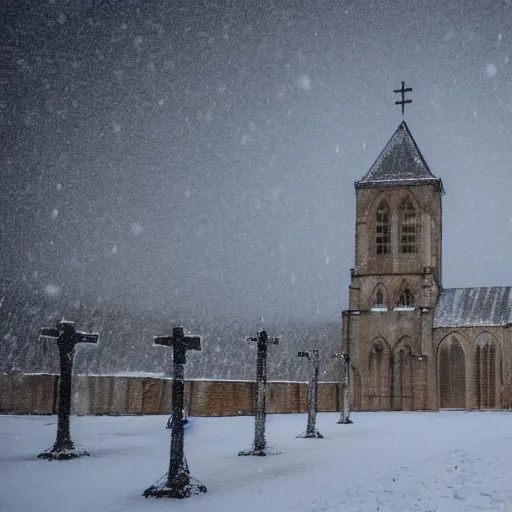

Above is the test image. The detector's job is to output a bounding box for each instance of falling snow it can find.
[131,223,143,236]
[2,0,512,381]
[44,284,61,298]
[297,74,312,91]
[486,63,498,77]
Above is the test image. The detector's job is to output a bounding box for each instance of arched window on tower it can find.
[399,197,417,254]
[376,201,391,255]
[374,290,384,307]
[395,287,414,310]
[371,289,388,311]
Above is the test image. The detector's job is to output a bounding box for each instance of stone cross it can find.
[333,352,353,424]
[239,330,280,456]
[143,326,206,499]
[38,320,99,460]
[297,350,323,439]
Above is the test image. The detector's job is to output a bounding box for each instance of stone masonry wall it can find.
[0,373,340,416]
[0,373,57,414]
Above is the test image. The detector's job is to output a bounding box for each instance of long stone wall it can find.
[0,373,57,414]
[0,373,340,416]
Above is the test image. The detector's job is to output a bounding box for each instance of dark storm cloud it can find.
[2,0,512,328]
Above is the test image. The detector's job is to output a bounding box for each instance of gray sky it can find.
[2,0,512,325]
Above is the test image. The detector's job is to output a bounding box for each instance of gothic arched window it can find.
[376,201,391,255]
[475,332,497,409]
[371,288,388,311]
[399,197,417,254]
[397,288,414,308]
[373,290,384,307]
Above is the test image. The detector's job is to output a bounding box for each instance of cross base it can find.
[238,446,281,456]
[296,429,324,439]
[143,472,207,499]
[337,418,353,424]
[38,443,90,461]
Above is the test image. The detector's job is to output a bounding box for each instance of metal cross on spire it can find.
[393,81,412,116]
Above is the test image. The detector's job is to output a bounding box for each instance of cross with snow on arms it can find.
[38,320,99,460]
[143,326,206,499]
[297,350,323,439]
[239,330,280,456]
[333,351,353,424]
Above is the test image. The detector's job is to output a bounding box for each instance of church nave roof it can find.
[434,287,512,328]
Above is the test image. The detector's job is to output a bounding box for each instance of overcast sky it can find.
[2,0,512,324]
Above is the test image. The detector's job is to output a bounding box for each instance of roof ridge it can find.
[399,121,436,179]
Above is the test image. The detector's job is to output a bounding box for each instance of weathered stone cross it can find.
[297,349,323,439]
[143,326,206,499]
[333,352,353,424]
[239,330,280,456]
[38,320,99,460]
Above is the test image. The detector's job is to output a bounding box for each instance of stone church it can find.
[343,120,512,411]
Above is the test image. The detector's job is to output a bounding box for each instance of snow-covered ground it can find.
[1,411,512,511]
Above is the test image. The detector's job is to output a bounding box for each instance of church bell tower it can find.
[344,87,444,411]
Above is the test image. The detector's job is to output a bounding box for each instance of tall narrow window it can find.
[399,197,417,254]
[397,288,413,308]
[376,201,390,255]
[475,333,497,409]
[371,288,388,311]
[373,290,384,307]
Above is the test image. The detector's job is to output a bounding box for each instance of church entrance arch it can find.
[438,335,466,409]
[392,339,413,411]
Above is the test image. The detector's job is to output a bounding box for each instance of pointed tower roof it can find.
[355,121,444,193]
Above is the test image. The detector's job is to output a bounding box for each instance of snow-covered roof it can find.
[434,287,512,328]
[355,121,444,193]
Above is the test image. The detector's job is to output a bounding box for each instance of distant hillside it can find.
[0,285,341,382]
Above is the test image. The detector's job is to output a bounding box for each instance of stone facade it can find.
[344,122,512,411]
[432,327,512,410]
